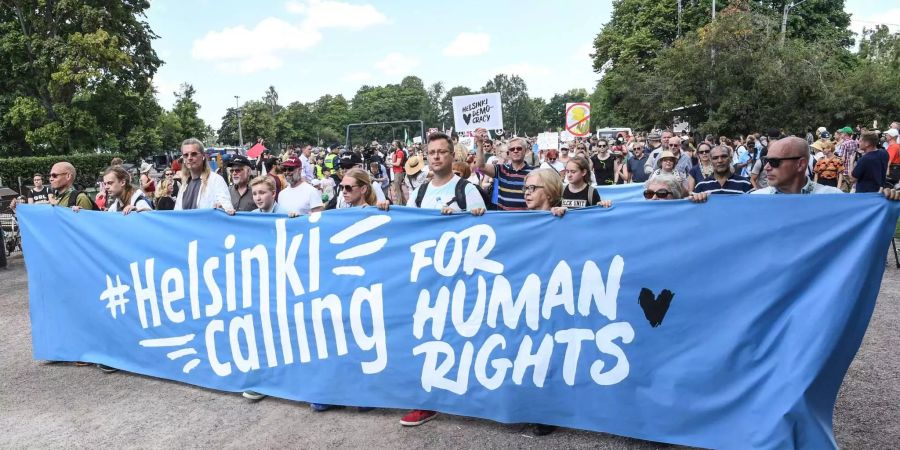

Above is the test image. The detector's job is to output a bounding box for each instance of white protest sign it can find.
[559,130,575,144]
[412,136,422,144]
[458,136,475,150]
[537,132,559,150]
[452,92,504,132]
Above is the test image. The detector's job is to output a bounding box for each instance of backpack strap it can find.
[414,181,430,207]
[452,178,469,211]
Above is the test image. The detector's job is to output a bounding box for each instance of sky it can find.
[145,0,900,129]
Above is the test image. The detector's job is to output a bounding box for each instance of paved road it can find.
[1,253,898,449]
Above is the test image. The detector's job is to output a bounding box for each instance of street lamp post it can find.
[235,95,244,148]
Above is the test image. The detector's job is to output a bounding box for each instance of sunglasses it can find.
[667,144,681,148]
[49,173,66,179]
[763,156,803,168]
[182,151,202,159]
[643,189,673,199]
[697,150,710,154]
[282,166,298,172]
[508,146,524,152]
[452,171,463,177]
[711,155,730,160]
[340,184,360,192]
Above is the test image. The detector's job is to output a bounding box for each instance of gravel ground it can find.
[1,253,898,449]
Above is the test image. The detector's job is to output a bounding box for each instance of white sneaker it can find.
[242,391,267,401]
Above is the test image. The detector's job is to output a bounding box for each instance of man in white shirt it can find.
[299,145,315,182]
[375,131,484,428]
[278,156,324,215]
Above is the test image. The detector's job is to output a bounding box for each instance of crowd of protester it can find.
[5,121,900,432]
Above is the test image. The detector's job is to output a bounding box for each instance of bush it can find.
[0,153,131,194]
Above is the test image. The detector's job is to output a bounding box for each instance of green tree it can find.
[169,83,208,141]
[591,0,852,72]
[264,85,280,116]
[0,0,162,155]
[239,100,276,146]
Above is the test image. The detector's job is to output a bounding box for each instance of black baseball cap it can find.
[227,155,252,168]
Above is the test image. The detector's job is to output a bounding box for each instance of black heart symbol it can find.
[463,113,472,125]
[638,288,675,328]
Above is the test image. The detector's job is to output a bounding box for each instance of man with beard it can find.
[226,155,256,212]
[278,156,323,215]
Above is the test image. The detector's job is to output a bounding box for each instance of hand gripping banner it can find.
[18,195,900,449]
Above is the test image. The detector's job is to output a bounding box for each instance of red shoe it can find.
[399,409,437,426]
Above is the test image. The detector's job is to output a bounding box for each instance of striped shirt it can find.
[693,173,753,195]
[493,163,532,210]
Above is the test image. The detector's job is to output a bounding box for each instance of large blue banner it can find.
[18,196,900,449]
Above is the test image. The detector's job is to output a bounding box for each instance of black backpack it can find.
[415,178,476,210]
[66,189,99,210]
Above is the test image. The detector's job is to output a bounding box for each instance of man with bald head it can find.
[48,162,96,209]
[751,137,842,195]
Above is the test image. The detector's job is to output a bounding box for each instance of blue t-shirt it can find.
[852,149,888,193]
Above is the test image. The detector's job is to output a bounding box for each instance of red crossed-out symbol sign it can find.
[565,102,591,137]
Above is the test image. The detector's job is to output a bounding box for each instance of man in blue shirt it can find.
[851,131,889,193]
[693,146,753,196]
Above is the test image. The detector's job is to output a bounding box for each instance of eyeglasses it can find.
[523,184,545,194]
[182,151,201,159]
[643,189,673,199]
[508,146,524,153]
[340,183,361,192]
[427,149,451,157]
[763,156,803,168]
[49,173,66,179]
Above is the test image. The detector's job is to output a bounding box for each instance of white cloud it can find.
[343,71,373,82]
[192,17,321,72]
[850,8,900,39]
[194,1,388,73]
[443,32,491,57]
[286,0,387,29]
[375,53,419,76]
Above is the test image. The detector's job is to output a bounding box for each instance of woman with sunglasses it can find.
[324,168,378,210]
[643,173,686,200]
[688,142,714,192]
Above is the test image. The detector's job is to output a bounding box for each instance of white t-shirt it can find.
[540,160,565,173]
[279,182,323,215]
[107,190,153,212]
[406,175,486,212]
